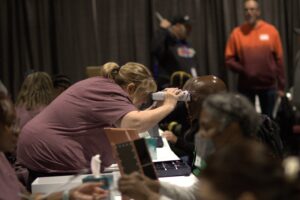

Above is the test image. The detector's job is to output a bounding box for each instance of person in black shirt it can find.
[152,15,198,89]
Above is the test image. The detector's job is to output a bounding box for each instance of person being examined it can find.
[162,75,227,165]
[0,92,108,200]
[152,15,197,89]
[17,62,183,187]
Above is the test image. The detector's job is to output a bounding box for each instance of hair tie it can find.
[111,66,121,78]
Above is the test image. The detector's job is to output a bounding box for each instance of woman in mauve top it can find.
[17,62,181,178]
[0,92,108,200]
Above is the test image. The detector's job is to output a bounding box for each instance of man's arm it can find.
[273,29,285,93]
[225,31,244,74]
[151,19,172,58]
[159,181,200,200]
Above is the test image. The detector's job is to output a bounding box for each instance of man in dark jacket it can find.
[152,15,198,89]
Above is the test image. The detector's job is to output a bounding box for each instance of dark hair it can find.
[201,140,286,200]
[52,74,72,89]
[202,93,260,137]
[16,72,54,110]
[0,92,14,127]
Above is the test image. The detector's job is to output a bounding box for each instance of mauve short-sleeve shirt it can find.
[17,77,136,173]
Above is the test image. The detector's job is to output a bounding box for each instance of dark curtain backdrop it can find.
[1,0,300,99]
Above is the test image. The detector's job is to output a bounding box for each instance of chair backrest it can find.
[86,66,101,77]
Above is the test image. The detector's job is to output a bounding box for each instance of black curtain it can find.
[1,0,300,99]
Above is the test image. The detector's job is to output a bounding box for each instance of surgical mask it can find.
[195,134,215,161]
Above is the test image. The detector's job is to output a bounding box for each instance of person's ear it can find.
[126,83,136,95]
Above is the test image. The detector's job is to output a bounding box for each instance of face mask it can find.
[195,134,215,162]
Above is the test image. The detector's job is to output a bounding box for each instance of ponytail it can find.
[99,62,157,98]
[99,62,120,79]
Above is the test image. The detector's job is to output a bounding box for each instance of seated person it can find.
[15,72,54,128]
[198,141,294,200]
[12,72,54,185]
[162,75,227,165]
[118,92,262,200]
[118,141,298,200]
[52,74,72,98]
[0,92,108,200]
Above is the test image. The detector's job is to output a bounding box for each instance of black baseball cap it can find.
[170,15,190,25]
[170,15,192,33]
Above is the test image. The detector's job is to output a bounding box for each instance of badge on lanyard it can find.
[194,155,202,167]
[259,34,270,41]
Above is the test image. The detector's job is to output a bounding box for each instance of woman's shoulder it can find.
[69,77,129,100]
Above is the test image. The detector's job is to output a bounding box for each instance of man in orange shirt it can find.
[225,0,285,117]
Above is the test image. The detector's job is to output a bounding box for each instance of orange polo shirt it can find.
[225,20,285,90]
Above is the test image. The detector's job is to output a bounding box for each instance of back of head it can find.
[52,74,71,90]
[183,75,227,120]
[0,92,18,152]
[52,74,72,98]
[99,62,157,98]
[201,140,285,200]
[16,72,54,110]
[170,71,192,88]
[202,92,260,137]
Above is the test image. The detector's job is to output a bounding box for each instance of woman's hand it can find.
[118,172,160,200]
[69,183,108,200]
[162,131,178,143]
[162,88,182,110]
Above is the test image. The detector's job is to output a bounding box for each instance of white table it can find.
[31,138,197,199]
[32,173,197,200]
